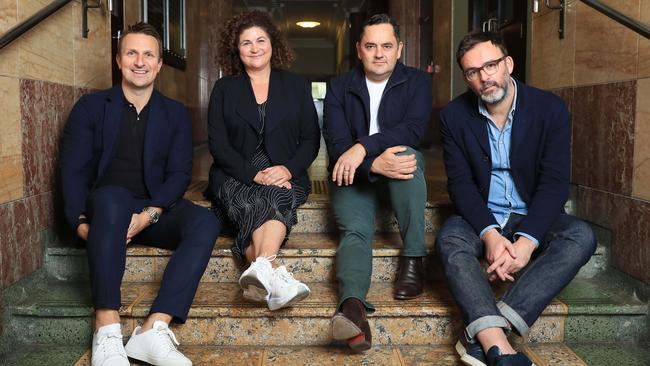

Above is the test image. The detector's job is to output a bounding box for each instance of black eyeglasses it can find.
[463,56,508,81]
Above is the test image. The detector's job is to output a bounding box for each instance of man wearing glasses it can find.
[436,32,596,366]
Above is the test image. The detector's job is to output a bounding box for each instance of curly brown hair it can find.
[217,11,294,75]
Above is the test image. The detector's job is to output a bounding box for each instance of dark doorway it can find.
[110,0,124,86]
[469,0,527,82]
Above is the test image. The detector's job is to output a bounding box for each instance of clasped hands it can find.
[482,228,536,282]
[254,165,292,189]
[332,144,417,186]
[76,208,162,244]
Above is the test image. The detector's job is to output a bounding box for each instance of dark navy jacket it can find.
[60,85,193,230]
[439,79,570,243]
[323,62,432,182]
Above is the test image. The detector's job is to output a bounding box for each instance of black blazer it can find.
[205,69,320,200]
[60,86,193,230]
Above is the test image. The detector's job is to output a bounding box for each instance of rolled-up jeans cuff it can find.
[465,315,510,341]
[497,301,530,338]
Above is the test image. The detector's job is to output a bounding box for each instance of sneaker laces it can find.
[274,266,299,286]
[96,332,125,357]
[154,325,182,354]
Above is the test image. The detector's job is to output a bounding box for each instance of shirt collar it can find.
[477,78,518,121]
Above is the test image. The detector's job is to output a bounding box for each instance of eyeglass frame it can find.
[462,55,508,82]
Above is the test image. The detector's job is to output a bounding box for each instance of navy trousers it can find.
[85,185,221,323]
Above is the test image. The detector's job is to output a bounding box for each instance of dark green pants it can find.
[330,147,427,312]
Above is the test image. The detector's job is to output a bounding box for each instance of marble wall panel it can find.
[577,186,650,283]
[0,0,19,77]
[71,1,112,90]
[639,0,650,77]
[633,78,650,200]
[0,76,23,204]
[17,0,74,85]
[574,1,638,85]
[0,193,48,289]
[571,81,635,194]
[20,79,75,197]
[530,1,576,90]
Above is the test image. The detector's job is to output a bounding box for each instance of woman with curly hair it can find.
[205,10,320,310]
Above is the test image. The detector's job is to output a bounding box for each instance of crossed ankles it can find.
[455,334,536,366]
[239,256,311,310]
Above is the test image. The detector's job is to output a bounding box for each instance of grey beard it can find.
[480,79,509,105]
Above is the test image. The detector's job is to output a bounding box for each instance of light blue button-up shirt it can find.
[478,82,539,247]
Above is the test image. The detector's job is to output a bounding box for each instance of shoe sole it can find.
[331,314,363,340]
[267,287,310,311]
[455,340,487,366]
[240,274,269,303]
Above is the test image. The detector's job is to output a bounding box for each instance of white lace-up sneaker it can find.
[124,320,192,366]
[239,256,275,303]
[91,323,129,366]
[268,265,311,310]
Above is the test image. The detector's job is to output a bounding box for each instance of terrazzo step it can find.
[71,343,590,366]
[47,232,439,283]
[183,183,454,234]
[4,269,647,350]
[46,231,609,284]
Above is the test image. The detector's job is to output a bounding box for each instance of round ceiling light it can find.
[296,21,321,28]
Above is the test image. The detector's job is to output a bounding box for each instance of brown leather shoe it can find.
[394,256,424,300]
[331,298,372,352]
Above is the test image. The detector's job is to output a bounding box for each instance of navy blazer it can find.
[439,79,570,243]
[205,69,320,200]
[60,85,193,230]
[323,62,432,182]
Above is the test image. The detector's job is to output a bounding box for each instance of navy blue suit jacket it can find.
[60,85,193,230]
[323,62,432,182]
[439,79,570,243]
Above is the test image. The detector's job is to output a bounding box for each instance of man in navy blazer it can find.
[324,14,431,352]
[436,32,596,366]
[60,23,220,366]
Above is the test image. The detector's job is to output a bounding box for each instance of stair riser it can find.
[293,207,448,233]
[563,315,649,343]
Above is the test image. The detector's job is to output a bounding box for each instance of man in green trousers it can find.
[322,13,432,352]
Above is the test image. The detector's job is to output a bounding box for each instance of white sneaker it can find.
[239,256,275,303]
[91,323,129,366]
[268,266,311,310]
[124,320,192,366]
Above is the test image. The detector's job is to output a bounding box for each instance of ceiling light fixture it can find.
[296,21,320,28]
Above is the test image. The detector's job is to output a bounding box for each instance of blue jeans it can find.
[436,213,596,340]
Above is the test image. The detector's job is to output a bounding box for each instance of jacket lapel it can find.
[235,74,262,133]
[143,90,164,169]
[99,86,125,174]
[468,113,491,157]
[348,66,371,130]
[510,79,530,156]
[264,70,288,134]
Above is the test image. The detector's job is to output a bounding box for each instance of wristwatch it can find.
[142,207,160,224]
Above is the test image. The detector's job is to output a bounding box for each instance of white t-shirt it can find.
[365,77,389,136]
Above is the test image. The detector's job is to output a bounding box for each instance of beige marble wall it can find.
[0,76,23,204]
[633,78,650,200]
[0,0,111,291]
[530,0,576,89]
[531,0,646,89]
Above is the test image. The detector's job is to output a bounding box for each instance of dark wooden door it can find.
[110,0,124,86]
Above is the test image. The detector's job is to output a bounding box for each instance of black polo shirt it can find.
[96,96,150,198]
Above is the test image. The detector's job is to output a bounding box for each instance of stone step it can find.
[183,181,454,234]
[3,269,646,351]
[70,343,591,366]
[45,232,608,283]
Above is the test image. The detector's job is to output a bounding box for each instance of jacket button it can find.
[483,155,489,162]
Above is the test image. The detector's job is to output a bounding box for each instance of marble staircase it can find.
[1,179,649,365]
